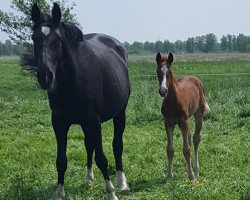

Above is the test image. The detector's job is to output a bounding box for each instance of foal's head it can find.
[31,3,62,90]
[156,52,174,97]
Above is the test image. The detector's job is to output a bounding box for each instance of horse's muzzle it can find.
[37,69,54,90]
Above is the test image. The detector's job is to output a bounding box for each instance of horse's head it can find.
[156,52,173,97]
[31,3,62,90]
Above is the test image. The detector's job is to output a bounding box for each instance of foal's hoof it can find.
[55,184,65,200]
[188,172,195,182]
[167,172,174,181]
[193,167,199,178]
[108,192,119,200]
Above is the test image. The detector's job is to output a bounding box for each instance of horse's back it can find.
[84,33,127,64]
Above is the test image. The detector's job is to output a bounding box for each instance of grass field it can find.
[0,54,249,200]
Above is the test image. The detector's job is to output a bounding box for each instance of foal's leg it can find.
[85,116,118,200]
[113,108,130,192]
[81,125,94,184]
[178,118,195,181]
[52,115,70,200]
[165,120,175,180]
[193,112,203,178]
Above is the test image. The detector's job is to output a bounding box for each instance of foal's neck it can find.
[166,69,178,100]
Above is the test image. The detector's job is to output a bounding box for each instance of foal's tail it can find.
[205,102,211,112]
[198,79,211,113]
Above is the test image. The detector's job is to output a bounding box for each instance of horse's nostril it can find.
[47,70,53,83]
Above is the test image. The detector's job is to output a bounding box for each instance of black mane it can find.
[59,22,84,44]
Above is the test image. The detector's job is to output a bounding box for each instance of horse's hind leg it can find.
[85,116,118,200]
[81,125,94,184]
[113,108,130,192]
[165,120,175,180]
[193,111,203,178]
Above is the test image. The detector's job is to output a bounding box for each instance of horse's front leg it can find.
[178,118,195,181]
[52,114,70,200]
[85,116,118,200]
[165,120,175,180]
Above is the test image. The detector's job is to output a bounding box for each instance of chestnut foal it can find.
[156,52,210,180]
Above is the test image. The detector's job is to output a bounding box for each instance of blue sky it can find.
[1,0,250,43]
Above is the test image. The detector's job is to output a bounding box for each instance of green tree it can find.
[163,39,171,53]
[123,41,130,53]
[205,33,217,52]
[220,35,228,52]
[174,40,186,53]
[237,34,248,52]
[232,35,237,51]
[155,40,164,53]
[195,36,206,52]
[144,41,155,53]
[130,42,144,54]
[227,34,232,52]
[0,0,78,46]
[186,37,195,53]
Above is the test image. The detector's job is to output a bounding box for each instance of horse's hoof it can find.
[120,185,130,194]
[55,184,65,200]
[108,192,119,200]
[85,167,94,185]
[116,171,130,193]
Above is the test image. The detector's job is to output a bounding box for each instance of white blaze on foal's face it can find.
[41,26,51,36]
[160,64,168,95]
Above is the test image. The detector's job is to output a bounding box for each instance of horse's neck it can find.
[58,40,84,85]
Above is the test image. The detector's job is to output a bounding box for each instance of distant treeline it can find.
[123,33,250,54]
[0,40,24,56]
[1,33,250,56]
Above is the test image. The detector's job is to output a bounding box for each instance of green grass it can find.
[0,54,249,200]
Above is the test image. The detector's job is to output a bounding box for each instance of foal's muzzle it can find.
[159,88,168,97]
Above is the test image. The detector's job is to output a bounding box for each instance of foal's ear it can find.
[31,3,40,23]
[52,3,61,25]
[167,52,174,65]
[156,52,161,64]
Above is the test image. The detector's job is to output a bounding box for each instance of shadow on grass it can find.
[0,178,55,200]
[129,177,166,192]
[0,175,101,200]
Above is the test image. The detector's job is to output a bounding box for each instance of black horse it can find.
[31,3,130,200]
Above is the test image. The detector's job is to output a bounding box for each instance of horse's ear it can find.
[156,52,161,64]
[31,3,40,23]
[167,52,174,65]
[52,3,61,25]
